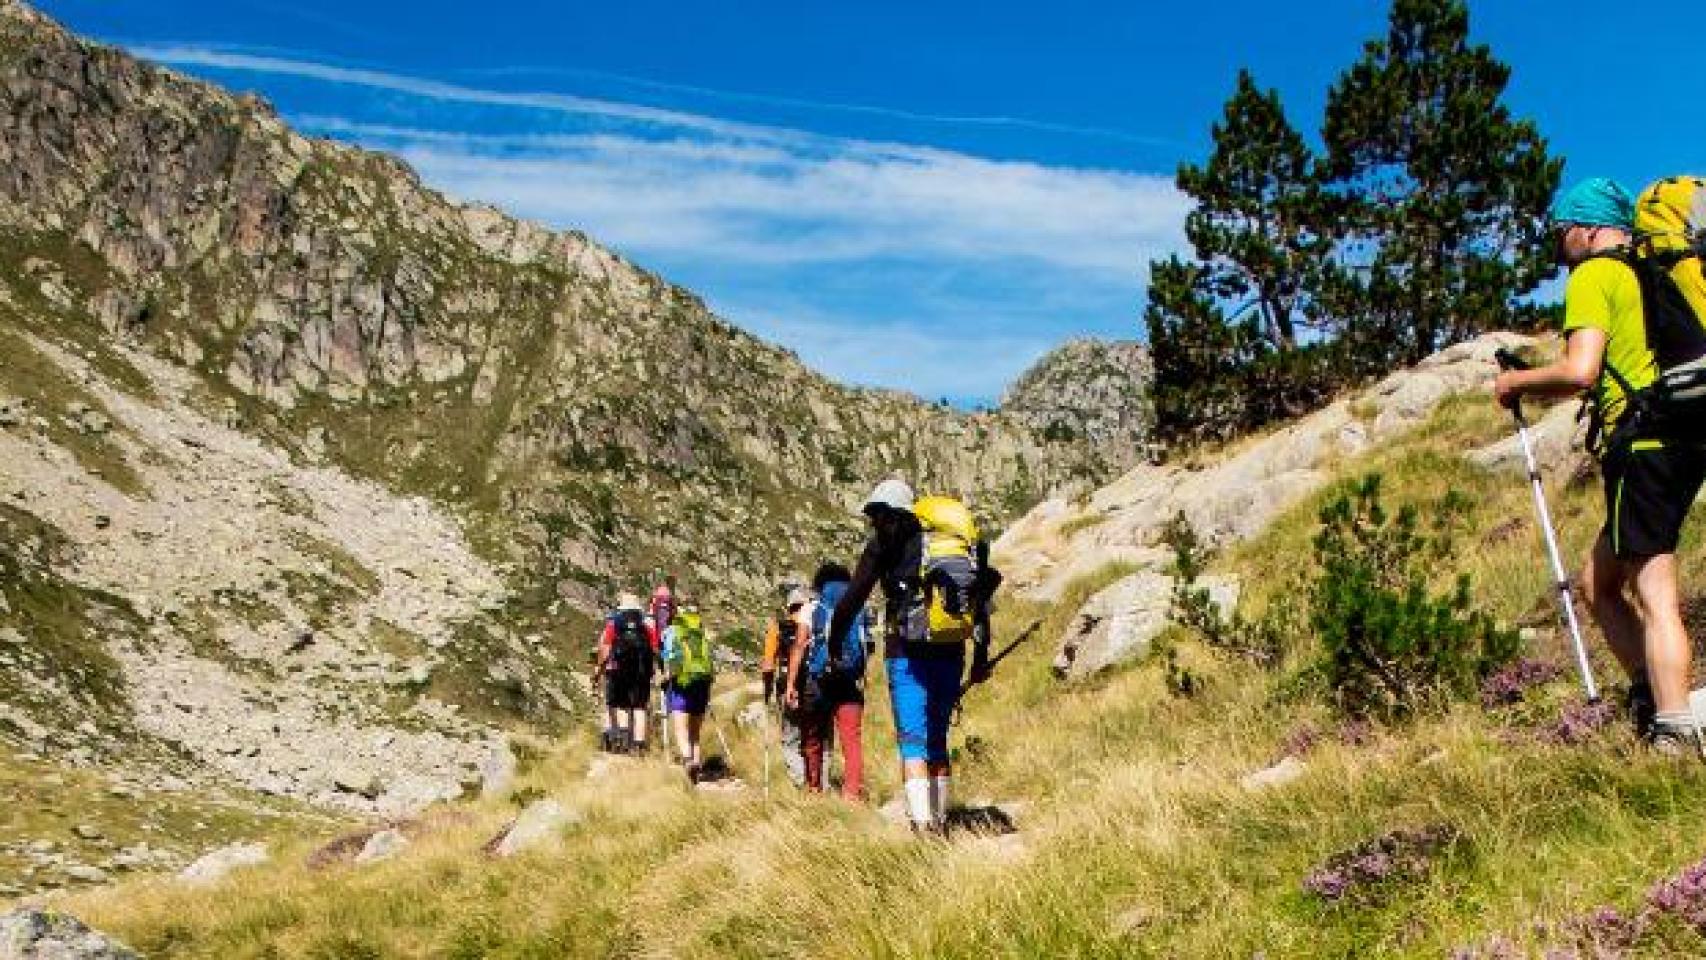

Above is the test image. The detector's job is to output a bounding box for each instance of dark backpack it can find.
[609,610,653,684]
[1585,178,1706,452]
[774,615,797,662]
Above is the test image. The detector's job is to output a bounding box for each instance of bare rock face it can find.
[0,0,1110,635]
[1001,338,1153,472]
[999,332,1535,603]
[0,910,138,960]
[1467,398,1589,478]
[1051,571,1239,681]
[1001,332,1534,680]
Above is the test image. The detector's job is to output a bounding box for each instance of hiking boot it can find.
[686,762,702,785]
[1645,720,1700,759]
[1626,680,1657,738]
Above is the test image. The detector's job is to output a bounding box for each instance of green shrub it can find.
[1162,512,1287,669]
[1308,474,1518,720]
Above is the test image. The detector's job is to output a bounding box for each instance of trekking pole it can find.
[952,619,1045,725]
[710,710,733,770]
[1495,348,1600,703]
[659,683,672,761]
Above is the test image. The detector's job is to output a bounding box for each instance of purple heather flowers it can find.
[1302,823,1460,904]
[1480,657,1564,708]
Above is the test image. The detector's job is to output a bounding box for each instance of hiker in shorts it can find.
[761,591,809,787]
[1494,177,1699,752]
[592,592,659,754]
[824,479,991,834]
[661,600,717,782]
[785,562,867,800]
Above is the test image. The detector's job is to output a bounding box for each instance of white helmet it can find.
[862,477,915,516]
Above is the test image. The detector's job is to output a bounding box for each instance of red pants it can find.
[799,700,864,800]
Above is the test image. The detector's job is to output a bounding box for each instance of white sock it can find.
[1657,710,1696,731]
[931,775,951,825]
[904,777,933,827]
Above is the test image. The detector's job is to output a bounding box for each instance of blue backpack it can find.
[807,581,868,680]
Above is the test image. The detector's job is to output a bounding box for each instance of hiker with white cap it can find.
[823,478,995,834]
[762,588,811,786]
[592,592,660,754]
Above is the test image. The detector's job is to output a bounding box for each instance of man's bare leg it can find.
[1585,535,1647,682]
[1630,552,1692,715]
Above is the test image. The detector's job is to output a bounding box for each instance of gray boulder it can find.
[1467,399,1587,477]
[1241,756,1307,791]
[490,799,579,858]
[354,829,408,865]
[177,842,268,886]
[1052,571,1239,681]
[0,910,138,959]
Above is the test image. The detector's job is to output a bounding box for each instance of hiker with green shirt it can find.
[662,599,716,782]
[1493,177,1701,753]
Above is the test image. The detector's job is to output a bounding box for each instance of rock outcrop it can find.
[177,841,269,885]
[1000,338,1153,472]
[0,910,138,960]
[1050,570,1238,681]
[999,333,1534,678]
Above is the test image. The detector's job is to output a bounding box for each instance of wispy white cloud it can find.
[133,45,1187,400]
[303,117,1186,280]
[465,64,1184,148]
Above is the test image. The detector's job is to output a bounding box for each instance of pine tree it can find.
[1318,0,1560,365]
[1177,69,1328,351]
[1144,256,1255,443]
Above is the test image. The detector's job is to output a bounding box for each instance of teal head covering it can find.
[1549,177,1635,229]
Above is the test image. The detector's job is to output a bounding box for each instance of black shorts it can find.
[1601,440,1706,557]
[604,673,653,710]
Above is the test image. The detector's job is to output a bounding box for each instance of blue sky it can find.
[33,0,1703,405]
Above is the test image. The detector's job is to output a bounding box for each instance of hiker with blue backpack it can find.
[785,563,868,800]
[661,599,717,782]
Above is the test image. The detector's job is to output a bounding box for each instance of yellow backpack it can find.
[1589,176,1706,450]
[1634,176,1706,332]
[913,496,981,644]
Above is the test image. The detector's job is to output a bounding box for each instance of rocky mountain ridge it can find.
[0,0,1104,638]
[999,337,1153,472]
[0,0,1132,858]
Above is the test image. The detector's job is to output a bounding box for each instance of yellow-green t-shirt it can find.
[1561,255,1650,429]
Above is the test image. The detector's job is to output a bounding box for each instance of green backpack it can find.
[672,612,715,685]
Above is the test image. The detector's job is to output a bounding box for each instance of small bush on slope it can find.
[1309,473,1520,720]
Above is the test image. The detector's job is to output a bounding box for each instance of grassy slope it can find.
[46,389,1706,958]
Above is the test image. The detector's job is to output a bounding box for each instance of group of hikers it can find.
[589,175,1704,806]
[591,479,1002,834]
[1496,175,1706,754]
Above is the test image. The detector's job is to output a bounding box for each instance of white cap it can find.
[862,478,915,516]
[786,587,810,610]
[616,592,644,611]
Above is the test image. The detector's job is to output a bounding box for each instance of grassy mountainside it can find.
[44,356,1706,958]
[0,0,1103,636]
